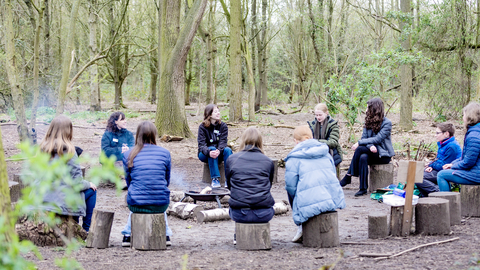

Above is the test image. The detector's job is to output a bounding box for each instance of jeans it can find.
[121,211,172,237]
[347,146,391,191]
[229,207,275,223]
[416,170,440,197]
[73,188,97,232]
[437,169,480,191]
[198,146,233,179]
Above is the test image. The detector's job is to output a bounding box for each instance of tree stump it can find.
[168,202,204,220]
[202,162,226,186]
[131,213,166,250]
[235,222,271,250]
[9,181,21,203]
[368,213,388,239]
[86,209,115,249]
[460,185,480,217]
[196,208,230,223]
[415,197,450,235]
[270,158,279,183]
[429,192,461,225]
[368,163,394,193]
[302,211,339,248]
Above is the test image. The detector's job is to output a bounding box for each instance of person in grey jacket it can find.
[340,98,395,197]
[40,115,97,232]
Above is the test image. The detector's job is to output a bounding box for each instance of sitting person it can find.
[416,123,462,197]
[438,102,480,191]
[101,111,134,164]
[198,104,233,188]
[308,103,343,178]
[340,98,395,197]
[285,125,345,243]
[121,121,173,247]
[40,115,97,232]
[226,127,275,244]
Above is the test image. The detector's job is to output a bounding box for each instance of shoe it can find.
[122,235,131,247]
[292,225,303,243]
[166,236,171,247]
[354,189,368,197]
[225,181,228,188]
[233,234,236,245]
[339,175,351,187]
[122,185,128,191]
[211,178,221,188]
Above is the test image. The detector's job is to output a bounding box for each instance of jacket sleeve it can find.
[123,152,132,187]
[217,123,229,152]
[318,123,340,149]
[165,152,171,187]
[268,159,275,185]
[430,146,459,171]
[68,155,91,192]
[197,125,210,156]
[452,136,480,171]
[225,158,232,190]
[127,131,135,147]
[358,120,392,146]
[101,131,120,160]
[285,159,299,197]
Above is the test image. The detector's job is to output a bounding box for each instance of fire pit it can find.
[181,187,230,208]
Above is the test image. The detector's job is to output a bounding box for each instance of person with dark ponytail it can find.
[101,112,134,163]
[340,98,395,197]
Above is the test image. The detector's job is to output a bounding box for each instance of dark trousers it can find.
[347,146,391,191]
[416,170,439,197]
[229,207,275,223]
[73,188,97,232]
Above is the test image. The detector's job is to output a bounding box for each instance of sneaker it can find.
[166,236,171,247]
[339,175,351,187]
[233,234,236,245]
[211,178,221,188]
[292,225,303,243]
[122,235,131,247]
[225,181,228,188]
[354,189,368,197]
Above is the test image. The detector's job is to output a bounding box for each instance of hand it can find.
[351,142,359,150]
[370,145,377,153]
[443,163,453,170]
[121,145,129,153]
[90,182,97,191]
[209,149,220,159]
[425,167,433,172]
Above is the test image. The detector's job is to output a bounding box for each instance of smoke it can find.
[169,169,190,190]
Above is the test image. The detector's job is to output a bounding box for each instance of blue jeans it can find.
[416,170,440,197]
[198,147,233,179]
[437,169,480,191]
[229,207,275,223]
[121,212,172,237]
[73,188,96,232]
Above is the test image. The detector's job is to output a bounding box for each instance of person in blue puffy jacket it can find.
[120,121,172,247]
[438,102,480,191]
[416,122,462,197]
[285,125,345,243]
[101,112,134,163]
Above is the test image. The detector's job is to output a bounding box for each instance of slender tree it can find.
[399,0,413,130]
[228,0,243,121]
[89,0,101,111]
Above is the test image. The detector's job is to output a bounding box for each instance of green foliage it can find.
[268,88,290,104]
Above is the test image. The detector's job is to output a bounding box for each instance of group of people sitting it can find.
[36,98,480,247]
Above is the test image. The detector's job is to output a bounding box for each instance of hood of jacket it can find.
[285,139,329,161]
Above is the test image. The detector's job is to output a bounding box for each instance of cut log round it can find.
[170,191,193,203]
[302,211,339,248]
[460,185,480,217]
[429,192,461,225]
[368,213,388,239]
[168,202,204,219]
[273,202,288,215]
[368,163,394,193]
[202,162,226,185]
[389,206,415,236]
[86,209,115,249]
[196,208,230,223]
[9,181,21,203]
[236,222,271,250]
[415,197,450,235]
[131,213,166,250]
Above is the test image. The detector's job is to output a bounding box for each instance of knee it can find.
[224,147,232,155]
[359,154,368,163]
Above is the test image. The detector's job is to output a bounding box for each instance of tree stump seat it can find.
[201,162,226,186]
[131,213,166,250]
[460,185,480,217]
[368,163,394,193]
[368,213,388,239]
[415,197,450,235]
[429,192,461,225]
[86,209,115,249]
[302,211,339,248]
[235,222,271,250]
[9,181,21,203]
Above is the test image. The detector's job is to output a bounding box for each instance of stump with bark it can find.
[9,181,21,203]
[460,185,480,217]
[236,223,271,250]
[368,163,394,193]
[168,202,204,220]
[415,197,450,235]
[429,192,461,225]
[131,213,166,250]
[196,208,230,223]
[302,211,339,248]
[86,209,115,249]
[202,162,226,186]
[368,213,388,239]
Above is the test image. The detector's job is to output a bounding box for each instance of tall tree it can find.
[399,0,413,130]
[89,0,101,111]
[0,120,11,225]
[228,0,243,121]
[259,0,268,104]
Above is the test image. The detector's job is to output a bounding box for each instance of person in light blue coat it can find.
[285,125,346,243]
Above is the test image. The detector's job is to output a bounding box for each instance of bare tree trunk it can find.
[0,122,11,224]
[205,0,215,104]
[243,26,256,121]
[89,0,101,111]
[185,49,193,105]
[229,0,243,122]
[327,0,333,52]
[399,0,412,130]
[260,0,268,104]
[252,0,260,111]
[44,0,50,72]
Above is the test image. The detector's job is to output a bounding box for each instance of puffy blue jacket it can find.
[123,144,171,206]
[429,136,462,171]
[285,139,346,225]
[451,123,480,183]
[101,129,135,162]
[358,117,395,158]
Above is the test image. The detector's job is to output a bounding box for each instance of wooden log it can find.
[236,222,272,250]
[168,202,204,219]
[86,209,115,249]
[273,202,288,215]
[415,197,450,235]
[429,192,461,225]
[80,166,86,178]
[368,163,394,193]
[196,208,230,223]
[202,162,226,186]
[460,185,480,217]
[9,181,21,203]
[390,206,404,237]
[170,191,193,203]
[368,213,388,239]
[131,213,166,250]
[270,158,279,183]
[302,211,339,248]
[160,134,184,142]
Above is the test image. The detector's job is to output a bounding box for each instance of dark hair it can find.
[106,112,126,133]
[365,98,384,134]
[128,121,158,168]
[437,122,455,137]
[203,104,221,127]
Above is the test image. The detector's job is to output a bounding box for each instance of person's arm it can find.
[452,136,480,170]
[68,155,91,191]
[122,151,132,187]
[217,123,229,152]
[285,160,299,197]
[165,151,171,187]
[101,131,120,160]
[268,159,275,186]
[430,146,459,171]
[358,120,392,146]
[126,131,135,147]
[197,125,211,156]
[317,123,340,149]
[225,158,233,190]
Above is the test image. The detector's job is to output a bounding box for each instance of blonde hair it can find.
[238,127,264,153]
[293,125,313,142]
[463,102,480,129]
[314,103,328,113]
[40,115,75,157]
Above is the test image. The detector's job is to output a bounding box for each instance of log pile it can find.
[167,202,204,219]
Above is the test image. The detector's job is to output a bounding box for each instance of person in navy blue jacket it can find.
[416,122,462,197]
[438,102,480,191]
[120,121,172,247]
[101,112,134,163]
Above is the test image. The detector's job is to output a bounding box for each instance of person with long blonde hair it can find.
[40,115,97,232]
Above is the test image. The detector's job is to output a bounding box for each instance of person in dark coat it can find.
[438,102,480,191]
[198,104,233,188]
[340,98,395,197]
[101,112,134,163]
[120,121,172,247]
[416,122,462,197]
[226,127,275,244]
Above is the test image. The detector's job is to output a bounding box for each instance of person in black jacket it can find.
[226,127,275,229]
[101,112,134,164]
[198,104,233,187]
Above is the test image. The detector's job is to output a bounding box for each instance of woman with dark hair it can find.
[101,112,134,163]
[198,104,233,187]
[340,98,395,197]
[120,121,173,247]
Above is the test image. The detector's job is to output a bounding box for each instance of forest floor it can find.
[2,102,480,270]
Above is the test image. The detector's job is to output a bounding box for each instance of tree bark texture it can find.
[260,0,268,104]
[399,0,413,130]
[85,209,115,248]
[89,0,101,111]
[235,222,272,250]
[228,0,243,122]
[205,0,216,104]
[131,213,166,250]
[415,197,450,235]
[0,121,11,218]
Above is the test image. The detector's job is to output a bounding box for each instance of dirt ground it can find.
[3,102,480,270]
